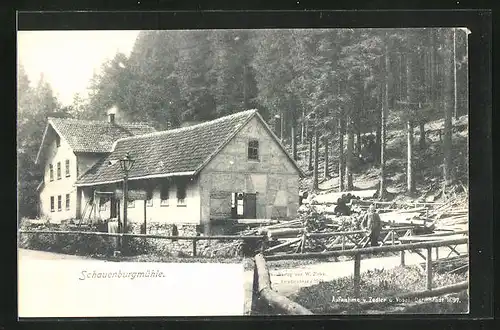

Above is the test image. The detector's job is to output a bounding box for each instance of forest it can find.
[17,28,469,218]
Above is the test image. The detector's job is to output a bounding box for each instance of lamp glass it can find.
[120,153,135,173]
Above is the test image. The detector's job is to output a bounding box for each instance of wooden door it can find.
[243,193,257,219]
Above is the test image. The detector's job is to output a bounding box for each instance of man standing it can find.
[362,204,382,247]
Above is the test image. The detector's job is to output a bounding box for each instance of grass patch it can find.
[290,265,468,314]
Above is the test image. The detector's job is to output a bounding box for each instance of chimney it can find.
[107,106,117,124]
[274,115,281,139]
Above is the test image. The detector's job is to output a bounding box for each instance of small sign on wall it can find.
[115,189,147,200]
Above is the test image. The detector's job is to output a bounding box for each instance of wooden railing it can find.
[264,237,468,298]
[265,225,417,255]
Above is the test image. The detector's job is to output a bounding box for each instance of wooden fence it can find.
[264,237,468,298]
[264,225,417,255]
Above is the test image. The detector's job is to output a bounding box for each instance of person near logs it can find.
[361,204,382,247]
[334,197,351,216]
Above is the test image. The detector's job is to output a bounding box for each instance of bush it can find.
[19,222,119,257]
[19,229,117,257]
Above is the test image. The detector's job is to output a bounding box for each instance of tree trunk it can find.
[430,29,436,105]
[346,116,354,191]
[375,79,382,165]
[291,123,297,161]
[380,34,390,200]
[323,136,329,179]
[443,29,454,196]
[406,121,415,194]
[453,28,458,120]
[301,109,305,144]
[406,32,415,195]
[419,121,426,149]
[464,29,469,119]
[280,110,284,142]
[338,118,345,192]
[356,130,362,157]
[308,129,313,171]
[313,127,319,190]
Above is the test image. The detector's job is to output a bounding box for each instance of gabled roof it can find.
[75,109,304,186]
[35,117,156,164]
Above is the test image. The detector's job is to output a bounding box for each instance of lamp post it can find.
[120,152,135,236]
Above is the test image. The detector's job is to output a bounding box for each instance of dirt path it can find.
[18,248,102,261]
[19,249,254,315]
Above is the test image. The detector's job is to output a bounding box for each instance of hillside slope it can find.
[292,115,468,205]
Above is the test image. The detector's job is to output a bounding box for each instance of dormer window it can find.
[56,135,61,148]
[248,139,259,161]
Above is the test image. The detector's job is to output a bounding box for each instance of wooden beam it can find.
[396,281,468,299]
[446,245,461,258]
[264,238,301,253]
[259,288,314,315]
[354,254,361,298]
[265,237,468,261]
[426,247,432,290]
[254,253,313,315]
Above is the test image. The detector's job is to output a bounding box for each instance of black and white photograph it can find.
[17,27,470,316]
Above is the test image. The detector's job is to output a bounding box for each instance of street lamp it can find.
[120,152,135,234]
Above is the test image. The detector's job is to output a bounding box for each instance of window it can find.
[50,196,54,212]
[177,181,187,206]
[99,197,107,211]
[248,139,259,160]
[146,189,153,207]
[65,160,70,177]
[160,182,169,206]
[49,164,54,181]
[56,136,61,148]
[128,200,135,208]
[65,194,70,210]
[57,195,62,212]
[57,162,61,180]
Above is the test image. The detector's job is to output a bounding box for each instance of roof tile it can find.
[50,118,156,153]
[76,109,258,185]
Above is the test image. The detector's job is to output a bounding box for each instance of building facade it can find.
[36,110,303,233]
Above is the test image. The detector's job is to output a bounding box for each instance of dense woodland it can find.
[17,28,469,218]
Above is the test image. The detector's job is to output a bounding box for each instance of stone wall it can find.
[126,221,210,257]
[19,220,246,258]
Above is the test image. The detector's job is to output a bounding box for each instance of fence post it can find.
[400,250,405,266]
[192,238,197,257]
[342,235,345,250]
[426,247,432,290]
[353,253,361,298]
[260,235,267,253]
[300,233,306,253]
[391,230,395,246]
[435,247,439,260]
